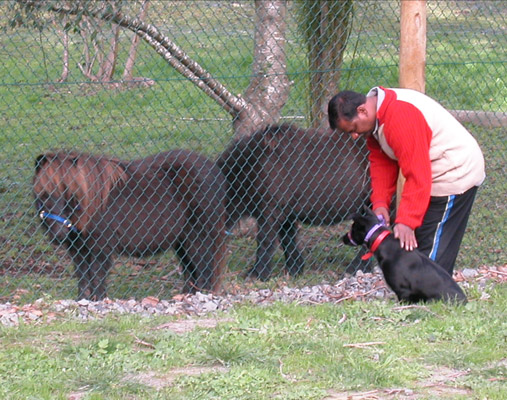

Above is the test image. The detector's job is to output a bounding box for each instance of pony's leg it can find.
[87,252,111,300]
[175,234,220,293]
[279,218,305,277]
[174,241,198,293]
[71,249,94,300]
[249,214,280,281]
[177,211,226,293]
[194,230,222,291]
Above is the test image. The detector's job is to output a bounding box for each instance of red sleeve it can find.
[367,135,399,211]
[383,101,432,229]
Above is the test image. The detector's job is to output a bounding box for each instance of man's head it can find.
[328,90,377,140]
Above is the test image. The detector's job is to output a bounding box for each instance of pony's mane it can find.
[34,151,126,231]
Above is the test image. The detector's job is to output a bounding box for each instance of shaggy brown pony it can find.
[33,150,227,300]
[217,124,370,280]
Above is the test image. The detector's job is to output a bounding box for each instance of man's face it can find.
[337,114,376,140]
[336,104,376,140]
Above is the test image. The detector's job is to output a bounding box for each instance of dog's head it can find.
[343,206,384,246]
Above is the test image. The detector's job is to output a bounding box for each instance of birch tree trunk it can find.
[55,17,70,82]
[122,0,150,82]
[234,0,291,137]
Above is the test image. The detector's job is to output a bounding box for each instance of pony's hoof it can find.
[243,267,271,281]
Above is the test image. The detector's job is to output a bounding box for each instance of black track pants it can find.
[415,186,478,275]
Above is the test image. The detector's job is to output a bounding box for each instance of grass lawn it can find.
[0,278,505,399]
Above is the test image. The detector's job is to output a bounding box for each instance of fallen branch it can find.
[343,341,386,348]
[334,288,381,304]
[134,336,155,349]
[392,304,442,319]
[392,304,431,312]
[278,358,297,382]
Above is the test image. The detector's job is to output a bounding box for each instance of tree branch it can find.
[18,0,246,117]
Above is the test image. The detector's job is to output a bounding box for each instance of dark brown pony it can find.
[33,150,227,300]
[217,124,370,280]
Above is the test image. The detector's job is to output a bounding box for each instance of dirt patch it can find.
[324,386,469,399]
[67,392,88,400]
[122,365,229,390]
[153,317,234,334]
[323,366,472,399]
[124,317,232,390]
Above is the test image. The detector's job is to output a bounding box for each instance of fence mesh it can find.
[0,0,505,303]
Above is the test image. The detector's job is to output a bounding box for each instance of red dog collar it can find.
[361,230,391,260]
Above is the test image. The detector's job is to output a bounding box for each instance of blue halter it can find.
[39,210,79,233]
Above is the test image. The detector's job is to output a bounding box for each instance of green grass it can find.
[0,1,505,302]
[0,281,505,399]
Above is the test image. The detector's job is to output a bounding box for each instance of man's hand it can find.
[394,223,418,251]
[373,207,390,226]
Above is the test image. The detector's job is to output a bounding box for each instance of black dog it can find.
[343,207,467,304]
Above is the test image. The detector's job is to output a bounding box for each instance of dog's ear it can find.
[349,212,361,222]
[361,205,371,215]
[346,212,359,221]
[364,206,377,218]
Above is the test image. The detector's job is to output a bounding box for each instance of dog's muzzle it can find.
[347,231,359,246]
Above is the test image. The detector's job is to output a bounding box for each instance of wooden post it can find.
[397,0,427,209]
[400,0,427,92]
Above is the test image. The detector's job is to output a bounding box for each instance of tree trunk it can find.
[234,0,291,137]
[55,18,70,82]
[302,0,353,129]
[123,0,150,82]
[78,16,99,80]
[97,22,120,81]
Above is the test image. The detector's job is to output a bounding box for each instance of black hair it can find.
[327,90,367,130]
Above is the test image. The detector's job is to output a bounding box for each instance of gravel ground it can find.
[1,266,505,327]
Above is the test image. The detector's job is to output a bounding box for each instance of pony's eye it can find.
[66,199,81,214]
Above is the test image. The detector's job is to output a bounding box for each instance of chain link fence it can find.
[0,0,505,303]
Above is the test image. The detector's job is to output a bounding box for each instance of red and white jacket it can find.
[366,87,485,230]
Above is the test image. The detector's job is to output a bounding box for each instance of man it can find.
[328,87,485,275]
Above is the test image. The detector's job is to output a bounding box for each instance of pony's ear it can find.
[35,153,59,172]
[35,154,48,173]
